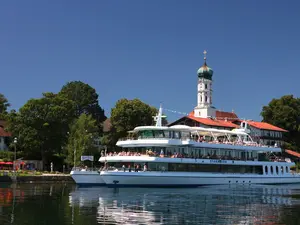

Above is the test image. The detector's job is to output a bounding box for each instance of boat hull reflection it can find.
[69,184,300,225]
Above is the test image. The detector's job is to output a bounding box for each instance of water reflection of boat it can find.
[69,184,300,224]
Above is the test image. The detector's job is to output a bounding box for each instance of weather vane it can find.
[203,50,207,61]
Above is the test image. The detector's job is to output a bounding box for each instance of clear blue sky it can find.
[1,0,300,122]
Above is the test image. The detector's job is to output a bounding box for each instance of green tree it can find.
[7,93,75,169]
[261,95,300,151]
[111,99,155,137]
[59,81,106,132]
[0,93,10,119]
[65,114,99,166]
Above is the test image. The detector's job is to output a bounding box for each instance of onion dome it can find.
[197,50,213,80]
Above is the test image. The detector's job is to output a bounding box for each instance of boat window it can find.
[281,166,284,174]
[163,131,171,138]
[167,163,263,174]
[286,166,289,173]
[138,130,154,139]
[270,166,273,174]
[153,130,165,138]
[265,166,268,175]
[181,131,191,139]
[174,131,181,139]
[276,166,279,175]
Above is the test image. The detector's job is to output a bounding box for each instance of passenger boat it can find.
[70,168,105,186]
[99,106,300,187]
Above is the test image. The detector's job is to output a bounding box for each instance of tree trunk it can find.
[41,148,45,171]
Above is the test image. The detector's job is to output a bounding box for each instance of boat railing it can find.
[71,167,99,172]
[118,137,191,141]
[118,136,277,149]
[107,151,290,162]
[104,152,290,163]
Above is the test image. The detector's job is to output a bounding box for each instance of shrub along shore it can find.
[0,170,75,183]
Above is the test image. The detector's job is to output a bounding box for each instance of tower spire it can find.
[194,50,215,118]
[203,50,207,63]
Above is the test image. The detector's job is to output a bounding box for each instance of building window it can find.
[205,84,207,89]
[205,96,207,102]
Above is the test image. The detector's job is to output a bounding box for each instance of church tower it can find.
[194,50,216,118]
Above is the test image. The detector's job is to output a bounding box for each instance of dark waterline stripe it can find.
[76,183,106,187]
[101,174,296,179]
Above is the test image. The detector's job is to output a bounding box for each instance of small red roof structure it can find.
[215,110,239,121]
[285,149,300,158]
[245,121,288,132]
[103,118,112,132]
[0,126,11,137]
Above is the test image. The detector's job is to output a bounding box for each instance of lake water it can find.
[0,183,300,225]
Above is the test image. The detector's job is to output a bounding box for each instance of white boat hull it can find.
[100,171,300,187]
[71,170,105,186]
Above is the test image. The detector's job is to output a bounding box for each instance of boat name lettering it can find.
[210,160,227,163]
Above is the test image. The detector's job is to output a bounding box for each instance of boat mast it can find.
[154,104,165,127]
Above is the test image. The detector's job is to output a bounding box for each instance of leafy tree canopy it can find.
[7,92,75,167]
[65,113,99,166]
[58,81,106,132]
[0,93,10,119]
[103,99,166,149]
[110,98,155,137]
[261,95,300,151]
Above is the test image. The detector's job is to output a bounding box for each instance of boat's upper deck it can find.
[116,125,281,152]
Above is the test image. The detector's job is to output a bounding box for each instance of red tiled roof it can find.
[0,127,11,137]
[187,114,239,128]
[103,118,112,132]
[215,110,238,121]
[246,121,287,132]
[180,111,287,131]
[285,149,300,158]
